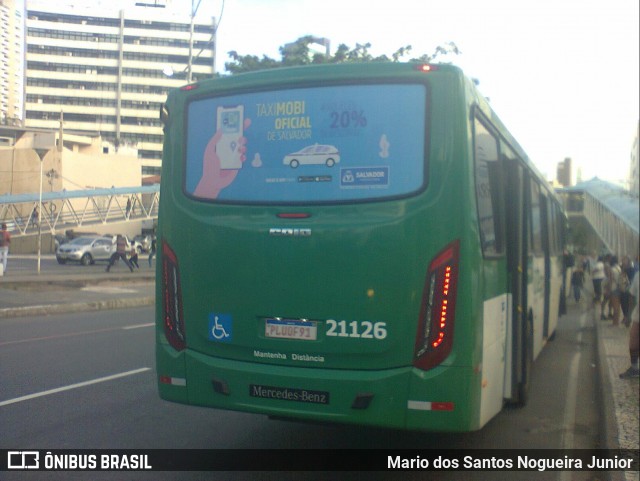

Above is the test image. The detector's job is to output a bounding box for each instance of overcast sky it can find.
[197,0,639,186]
[67,0,640,185]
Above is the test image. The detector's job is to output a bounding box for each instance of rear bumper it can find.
[157,345,478,432]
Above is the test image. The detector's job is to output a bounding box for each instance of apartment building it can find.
[0,0,25,126]
[24,0,216,175]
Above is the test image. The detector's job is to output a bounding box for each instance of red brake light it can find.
[180,84,199,91]
[414,240,460,371]
[162,240,186,351]
[414,64,438,73]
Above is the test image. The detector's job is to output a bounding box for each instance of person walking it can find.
[571,267,585,303]
[129,246,140,269]
[609,256,622,326]
[148,236,157,267]
[31,206,39,228]
[619,270,639,378]
[591,256,606,307]
[0,223,11,274]
[106,234,134,272]
[620,256,635,327]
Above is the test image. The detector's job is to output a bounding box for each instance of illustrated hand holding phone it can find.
[193,107,251,199]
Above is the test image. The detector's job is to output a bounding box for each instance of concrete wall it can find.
[1,135,145,254]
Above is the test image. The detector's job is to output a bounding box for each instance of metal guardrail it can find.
[0,186,160,236]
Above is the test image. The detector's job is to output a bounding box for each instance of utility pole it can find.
[187,0,202,83]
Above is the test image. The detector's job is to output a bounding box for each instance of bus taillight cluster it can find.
[414,240,459,371]
[162,240,186,351]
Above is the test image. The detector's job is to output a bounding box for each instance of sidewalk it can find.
[595,308,640,481]
[0,256,155,318]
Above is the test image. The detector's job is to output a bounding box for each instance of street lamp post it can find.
[37,157,43,274]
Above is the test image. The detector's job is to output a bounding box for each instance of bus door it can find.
[503,154,529,405]
[540,194,551,339]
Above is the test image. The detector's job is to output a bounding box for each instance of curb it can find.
[595,312,623,481]
[0,296,154,319]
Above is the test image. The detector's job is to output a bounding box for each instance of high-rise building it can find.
[24,0,216,175]
[556,157,572,187]
[0,0,25,126]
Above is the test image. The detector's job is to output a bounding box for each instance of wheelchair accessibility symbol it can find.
[208,313,232,342]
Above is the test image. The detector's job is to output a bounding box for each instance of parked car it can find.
[282,144,340,168]
[133,234,152,253]
[56,236,114,265]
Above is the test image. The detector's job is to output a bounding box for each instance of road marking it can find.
[81,286,137,294]
[122,322,154,330]
[0,323,154,346]
[558,310,587,481]
[0,368,152,407]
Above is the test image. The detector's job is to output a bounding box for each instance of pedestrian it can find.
[0,223,11,274]
[571,267,585,303]
[620,256,634,327]
[148,236,157,267]
[106,234,134,272]
[591,256,605,307]
[601,255,613,320]
[619,270,639,379]
[31,206,39,228]
[609,256,622,327]
[126,198,132,218]
[129,246,140,269]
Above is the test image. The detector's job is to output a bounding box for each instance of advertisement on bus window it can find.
[185,84,426,203]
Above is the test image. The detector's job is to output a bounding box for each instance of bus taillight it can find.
[414,64,439,73]
[414,240,460,371]
[162,240,186,351]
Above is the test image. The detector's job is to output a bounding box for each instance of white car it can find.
[56,236,113,265]
[283,144,340,168]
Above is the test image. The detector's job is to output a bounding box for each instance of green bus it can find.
[156,62,565,432]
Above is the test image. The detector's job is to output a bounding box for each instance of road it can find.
[0,304,601,480]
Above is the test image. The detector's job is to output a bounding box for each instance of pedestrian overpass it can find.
[558,178,639,258]
[2,179,637,258]
[0,185,159,238]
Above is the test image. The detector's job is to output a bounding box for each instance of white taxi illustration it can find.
[283,144,340,168]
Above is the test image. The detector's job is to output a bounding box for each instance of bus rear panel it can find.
[156,63,562,432]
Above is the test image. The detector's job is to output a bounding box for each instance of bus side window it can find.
[473,117,505,257]
[530,181,543,255]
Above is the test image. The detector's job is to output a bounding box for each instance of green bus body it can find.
[156,63,565,432]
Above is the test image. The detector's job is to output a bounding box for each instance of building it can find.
[556,157,572,187]
[0,0,25,126]
[23,0,216,175]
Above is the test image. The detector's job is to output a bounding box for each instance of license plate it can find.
[265,318,317,341]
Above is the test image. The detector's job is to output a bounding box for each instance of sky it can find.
[66,0,640,185]
[193,0,639,186]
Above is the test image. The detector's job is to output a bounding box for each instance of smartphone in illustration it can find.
[216,105,244,169]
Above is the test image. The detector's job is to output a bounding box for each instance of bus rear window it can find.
[184,84,426,203]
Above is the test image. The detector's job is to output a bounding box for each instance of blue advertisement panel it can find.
[185,84,426,202]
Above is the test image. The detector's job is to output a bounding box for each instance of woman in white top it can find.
[591,256,605,305]
[609,256,622,326]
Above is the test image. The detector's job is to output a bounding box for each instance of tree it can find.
[224,37,460,75]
